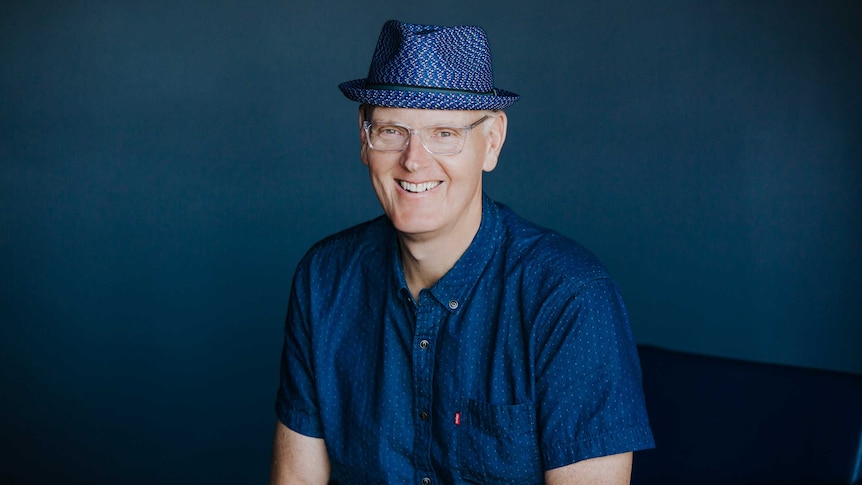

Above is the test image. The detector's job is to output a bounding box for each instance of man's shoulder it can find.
[495,203,611,288]
[299,215,392,269]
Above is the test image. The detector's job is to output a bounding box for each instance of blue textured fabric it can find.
[276,195,654,484]
[339,20,520,110]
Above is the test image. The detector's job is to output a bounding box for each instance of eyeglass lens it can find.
[365,116,488,155]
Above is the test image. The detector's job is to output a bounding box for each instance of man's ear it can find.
[358,106,370,167]
[482,111,508,173]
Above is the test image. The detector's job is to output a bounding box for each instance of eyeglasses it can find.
[363,115,490,156]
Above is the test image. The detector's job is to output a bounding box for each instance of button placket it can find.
[411,292,441,474]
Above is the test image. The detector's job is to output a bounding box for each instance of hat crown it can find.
[366,20,495,94]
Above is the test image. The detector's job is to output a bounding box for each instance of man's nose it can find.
[401,131,431,171]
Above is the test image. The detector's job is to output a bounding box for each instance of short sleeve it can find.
[274,264,325,438]
[533,277,654,469]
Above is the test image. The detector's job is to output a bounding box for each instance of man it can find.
[271,20,654,484]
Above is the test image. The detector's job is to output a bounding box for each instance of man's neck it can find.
[398,209,482,301]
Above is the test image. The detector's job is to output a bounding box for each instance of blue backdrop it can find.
[2,1,860,483]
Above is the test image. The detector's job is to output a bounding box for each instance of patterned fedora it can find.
[339,20,519,110]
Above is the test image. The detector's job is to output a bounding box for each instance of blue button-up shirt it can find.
[276,195,654,484]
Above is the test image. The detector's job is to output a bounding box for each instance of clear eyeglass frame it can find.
[362,115,490,156]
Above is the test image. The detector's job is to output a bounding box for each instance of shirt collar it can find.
[391,193,503,312]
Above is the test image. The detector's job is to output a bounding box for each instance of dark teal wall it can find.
[2,1,860,483]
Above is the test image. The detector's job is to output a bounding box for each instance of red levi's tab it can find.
[454,412,461,425]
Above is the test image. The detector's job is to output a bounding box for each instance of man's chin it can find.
[387,211,441,237]
[391,221,438,238]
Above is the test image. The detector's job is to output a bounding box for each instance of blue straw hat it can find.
[339,20,520,110]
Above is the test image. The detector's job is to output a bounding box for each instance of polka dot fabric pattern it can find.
[339,20,520,110]
[275,195,654,484]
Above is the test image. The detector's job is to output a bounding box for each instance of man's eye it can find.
[433,128,461,138]
[379,127,405,136]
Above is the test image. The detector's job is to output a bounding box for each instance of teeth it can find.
[400,181,440,193]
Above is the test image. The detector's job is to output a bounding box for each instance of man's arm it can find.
[268,420,330,485]
[544,452,632,485]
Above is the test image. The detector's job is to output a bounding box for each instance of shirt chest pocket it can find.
[456,398,543,484]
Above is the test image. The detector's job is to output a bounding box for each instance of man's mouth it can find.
[399,180,441,193]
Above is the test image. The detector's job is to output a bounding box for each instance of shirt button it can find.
[419,339,429,349]
[419,411,429,421]
[422,478,431,485]
[448,299,459,310]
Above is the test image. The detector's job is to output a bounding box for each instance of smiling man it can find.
[270,20,654,485]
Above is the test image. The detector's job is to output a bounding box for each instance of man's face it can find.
[359,107,507,243]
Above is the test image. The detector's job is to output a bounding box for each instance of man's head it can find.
[340,20,517,242]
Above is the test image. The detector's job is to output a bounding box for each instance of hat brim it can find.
[339,79,519,110]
